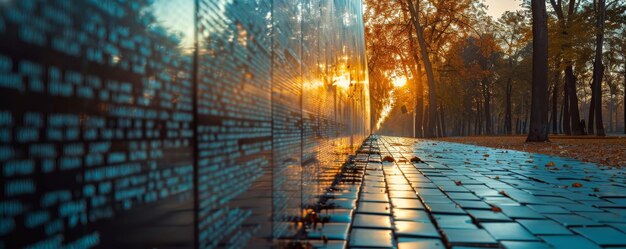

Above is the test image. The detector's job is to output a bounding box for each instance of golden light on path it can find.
[392,76,407,88]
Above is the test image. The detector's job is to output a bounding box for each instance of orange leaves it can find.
[490,206,503,212]
[450,137,626,168]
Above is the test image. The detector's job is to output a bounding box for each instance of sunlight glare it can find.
[391,76,407,88]
[375,89,395,131]
[333,73,351,90]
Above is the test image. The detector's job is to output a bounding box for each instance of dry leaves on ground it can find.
[435,136,626,168]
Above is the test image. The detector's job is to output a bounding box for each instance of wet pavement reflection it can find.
[299,135,626,248]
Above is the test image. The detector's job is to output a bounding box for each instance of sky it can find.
[484,0,524,18]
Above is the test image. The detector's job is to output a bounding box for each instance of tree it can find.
[527,0,550,142]
[548,0,586,135]
[406,0,438,137]
[498,11,531,135]
[588,0,607,136]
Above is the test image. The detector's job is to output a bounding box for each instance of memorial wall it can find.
[0,0,370,248]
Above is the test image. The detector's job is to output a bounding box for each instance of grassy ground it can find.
[434,135,626,167]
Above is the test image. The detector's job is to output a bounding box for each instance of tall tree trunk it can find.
[551,67,560,134]
[409,29,424,138]
[477,100,482,135]
[407,0,438,138]
[424,103,430,136]
[460,119,464,136]
[527,0,550,142]
[591,0,606,136]
[559,95,564,133]
[549,0,582,135]
[563,76,571,134]
[505,79,513,134]
[565,66,584,134]
[482,78,492,134]
[609,94,614,132]
[624,72,626,134]
[440,104,447,137]
[588,81,595,133]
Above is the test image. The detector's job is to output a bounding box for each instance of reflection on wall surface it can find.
[0,0,369,248]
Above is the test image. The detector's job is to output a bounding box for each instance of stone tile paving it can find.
[310,135,626,249]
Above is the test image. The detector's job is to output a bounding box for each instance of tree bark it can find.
[565,66,584,134]
[551,71,559,134]
[563,75,571,134]
[559,93,564,133]
[482,78,492,134]
[409,28,424,138]
[549,0,584,135]
[588,81,595,133]
[440,104,447,137]
[624,72,626,134]
[591,0,606,136]
[407,0,438,138]
[527,0,550,142]
[477,100,482,135]
[505,79,513,134]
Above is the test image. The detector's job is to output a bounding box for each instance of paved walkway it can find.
[308,135,626,249]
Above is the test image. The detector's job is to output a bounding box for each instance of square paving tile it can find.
[388,185,413,191]
[393,209,431,222]
[442,228,497,245]
[571,226,626,246]
[364,175,385,181]
[455,200,492,209]
[517,219,573,235]
[422,195,455,204]
[473,189,502,197]
[357,202,391,215]
[398,238,445,249]
[349,228,393,248]
[394,221,440,238]
[544,213,597,227]
[539,235,602,249]
[500,241,552,249]
[433,214,478,229]
[361,186,386,194]
[359,193,389,203]
[392,198,425,210]
[481,222,538,241]
[426,203,467,214]
[576,211,626,223]
[527,204,571,214]
[466,209,512,221]
[447,192,481,201]
[363,180,386,188]
[389,190,419,199]
[483,196,520,206]
[560,204,602,212]
[352,214,392,229]
[499,205,544,219]
[415,188,444,195]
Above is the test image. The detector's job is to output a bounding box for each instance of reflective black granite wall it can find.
[0,0,369,248]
